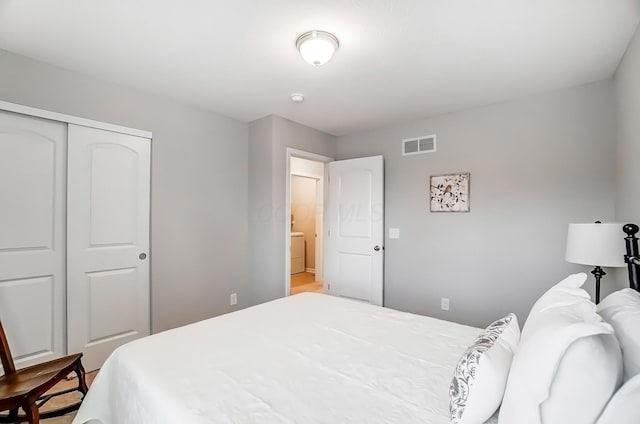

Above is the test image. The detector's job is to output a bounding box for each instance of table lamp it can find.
[565,221,626,303]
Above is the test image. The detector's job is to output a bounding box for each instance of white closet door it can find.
[67,124,150,371]
[0,110,66,368]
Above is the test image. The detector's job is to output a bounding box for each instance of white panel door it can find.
[0,110,66,368]
[325,156,384,305]
[67,124,150,371]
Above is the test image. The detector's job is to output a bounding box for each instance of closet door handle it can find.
[139,253,147,260]
[373,245,381,252]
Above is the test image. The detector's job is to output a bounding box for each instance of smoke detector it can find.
[290,93,305,103]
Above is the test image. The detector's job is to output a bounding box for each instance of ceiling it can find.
[0,1,639,136]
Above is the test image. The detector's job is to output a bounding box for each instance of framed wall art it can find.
[429,173,470,212]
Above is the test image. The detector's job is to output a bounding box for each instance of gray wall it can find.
[337,81,617,327]
[614,26,640,292]
[615,27,640,225]
[2,44,628,332]
[248,115,336,304]
[248,116,276,304]
[0,49,250,333]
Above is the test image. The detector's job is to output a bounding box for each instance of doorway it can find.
[290,173,321,294]
[285,150,385,305]
[285,149,332,296]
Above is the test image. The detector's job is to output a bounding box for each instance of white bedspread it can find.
[73,293,483,424]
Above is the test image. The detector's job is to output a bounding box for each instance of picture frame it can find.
[429,173,470,212]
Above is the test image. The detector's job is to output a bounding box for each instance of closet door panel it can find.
[89,144,138,245]
[0,110,66,369]
[87,268,138,339]
[0,134,55,250]
[67,124,150,371]
[0,277,55,360]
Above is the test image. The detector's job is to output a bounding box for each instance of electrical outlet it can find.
[389,228,400,239]
[441,297,450,311]
[230,293,237,306]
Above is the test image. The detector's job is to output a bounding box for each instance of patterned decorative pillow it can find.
[450,313,520,424]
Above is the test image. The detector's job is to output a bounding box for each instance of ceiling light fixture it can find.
[296,30,339,66]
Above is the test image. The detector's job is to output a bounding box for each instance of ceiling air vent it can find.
[402,134,436,156]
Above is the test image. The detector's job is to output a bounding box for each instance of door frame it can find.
[0,100,151,138]
[285,148,333,296]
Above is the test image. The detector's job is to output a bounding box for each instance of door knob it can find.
[373,245,381,252]
[139,253,147,260]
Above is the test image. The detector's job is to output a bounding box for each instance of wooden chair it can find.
[0,320,88,423]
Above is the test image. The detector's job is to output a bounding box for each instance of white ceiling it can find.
[0,1,639,136]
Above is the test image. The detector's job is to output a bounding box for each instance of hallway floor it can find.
[291,272,323,295]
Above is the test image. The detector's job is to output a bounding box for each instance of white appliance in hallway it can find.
[290,232,305,274]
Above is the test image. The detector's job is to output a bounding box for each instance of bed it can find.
[74,293,491,424]
[73,224,640,424]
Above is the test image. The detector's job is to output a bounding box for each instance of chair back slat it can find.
[0,320,16,375]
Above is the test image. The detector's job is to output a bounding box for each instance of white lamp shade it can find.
[296,30,339,66]
[565,223,626,267]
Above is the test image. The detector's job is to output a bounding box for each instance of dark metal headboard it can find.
[623,223,640,292]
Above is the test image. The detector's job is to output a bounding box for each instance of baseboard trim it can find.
[305,267,316,274]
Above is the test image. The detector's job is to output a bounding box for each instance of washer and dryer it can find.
[291,232,305,274]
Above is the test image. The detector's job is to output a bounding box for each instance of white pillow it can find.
[499,275,621,424]
[449,313,520,424]
[597,372,640,424]
[526,273,589,322]
[598,288,640,382]
[541,333,622,423]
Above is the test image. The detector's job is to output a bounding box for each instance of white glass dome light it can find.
[296,30,339,66]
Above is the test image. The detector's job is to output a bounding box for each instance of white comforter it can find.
[74,293,484,424]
